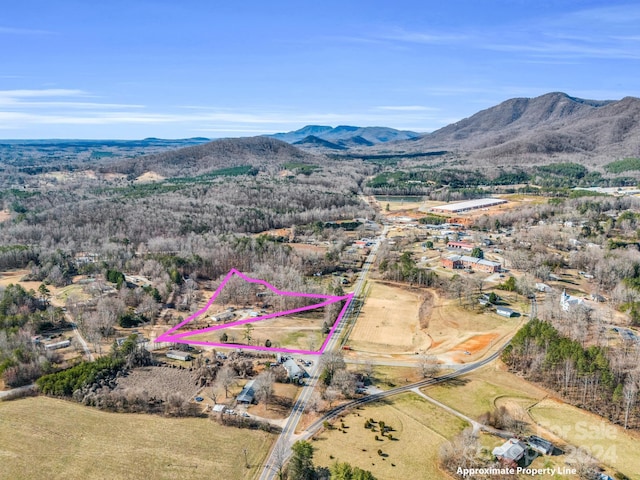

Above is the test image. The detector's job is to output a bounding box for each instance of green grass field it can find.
[310,393,468,480]
[0,396,274,480]
[530,399,640,480]
[423,363,545,419]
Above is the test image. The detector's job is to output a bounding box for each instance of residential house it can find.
[493,438,527,467]
[236,380,256,404]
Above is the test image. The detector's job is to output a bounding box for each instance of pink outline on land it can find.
[155,268,353,355]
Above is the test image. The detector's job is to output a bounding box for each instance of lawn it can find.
[0,396,274,480]
[310,393,467,480]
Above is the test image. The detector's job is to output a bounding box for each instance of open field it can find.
[0,269,49,295]
[530,398,640,480]
[348,281,430,354]
[178,309,329,351]
[426,291,525,363]
[373,195,428,212]
[423,362,546,419]
[310,393,467,480]
[0,396,274,480]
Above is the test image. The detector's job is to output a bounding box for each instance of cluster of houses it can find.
[236,356,310,405]
[440,240,502,273]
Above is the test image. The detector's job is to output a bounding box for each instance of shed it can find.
[496,306,516,318]
[493,438,526,467]
[237,380,256,404]
[166,350,192,361]
[212,404,226,413]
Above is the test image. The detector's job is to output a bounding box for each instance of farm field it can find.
[422,362,546,419]
[0,396,274,480]
[530,398,640,480]
[310,393,467,480]
[348,281,429,355]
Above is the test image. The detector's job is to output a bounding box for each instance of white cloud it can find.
[376,105,436,112]
[0,89,87,99]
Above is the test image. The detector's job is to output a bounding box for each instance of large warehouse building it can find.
[431,197,507,213]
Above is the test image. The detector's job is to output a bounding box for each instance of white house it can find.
[560,289,585,312]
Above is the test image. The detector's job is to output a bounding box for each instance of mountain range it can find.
[380,92,640,166]
[267,125,421,149]
[103,92,640,177]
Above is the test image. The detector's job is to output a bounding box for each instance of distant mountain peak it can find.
[267,125,420,148]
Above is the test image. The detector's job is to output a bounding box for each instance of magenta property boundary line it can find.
[155,268,354,355]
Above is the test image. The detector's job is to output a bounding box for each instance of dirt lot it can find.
[0,396,273,480]
[348,281,522,363]
[135,171,165,183]
[310,393,467,480]
[112,366,200,399]
[0,269,48,295]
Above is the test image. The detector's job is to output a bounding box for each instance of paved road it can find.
[258,226,388,480]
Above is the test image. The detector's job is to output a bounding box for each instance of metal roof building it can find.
[236,380,256,404]
[431,198,507,213]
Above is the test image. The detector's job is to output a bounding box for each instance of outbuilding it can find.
[527,435,554,455]
[166,350,193,361]
[496,306,516,318]
[211,311,235,322]
[44,339,71,350]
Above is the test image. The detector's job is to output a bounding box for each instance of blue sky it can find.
[1,0,639,139]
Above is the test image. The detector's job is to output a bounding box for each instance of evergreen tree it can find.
[288,440,315,480]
